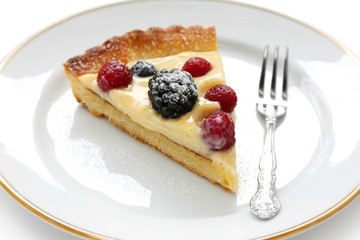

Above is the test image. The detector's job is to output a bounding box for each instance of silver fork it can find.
[250,45,289,220]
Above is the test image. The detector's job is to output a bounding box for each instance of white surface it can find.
[1,0,360,239]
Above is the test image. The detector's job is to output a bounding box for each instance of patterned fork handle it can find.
[250,46,288,220]
[250,116,280,220]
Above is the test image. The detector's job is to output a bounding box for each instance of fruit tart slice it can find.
[63,25,238,192]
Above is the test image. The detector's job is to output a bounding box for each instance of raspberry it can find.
[204,85,237,113]
[201,110,235,151]
[182,57,212,77]
[97,60,132,92]
[148,68,198,119]
[131,61,157,77]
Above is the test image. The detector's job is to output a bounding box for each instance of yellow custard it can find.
[78,51,235,167]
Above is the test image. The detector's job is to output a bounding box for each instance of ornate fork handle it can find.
[250,115,281,219]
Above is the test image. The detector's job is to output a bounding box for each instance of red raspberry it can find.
[201,110,236,151]
[182,57,212,77]
[204,85,237,113]
[97,60,132,92]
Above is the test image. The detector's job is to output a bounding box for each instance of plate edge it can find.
[1,1,360,240]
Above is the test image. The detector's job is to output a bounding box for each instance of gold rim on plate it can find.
[1,1,360,239]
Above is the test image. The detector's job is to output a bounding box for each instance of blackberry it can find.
[148,68,198,119]
[131,61,157,77]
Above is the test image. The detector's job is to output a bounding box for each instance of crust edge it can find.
[64,25,218,77]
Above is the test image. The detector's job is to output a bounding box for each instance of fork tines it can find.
[258,45,289,101]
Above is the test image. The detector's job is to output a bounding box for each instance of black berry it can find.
[131,61,157,77]
[148,68,198,119]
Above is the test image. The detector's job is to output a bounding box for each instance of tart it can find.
[63,25,238,192]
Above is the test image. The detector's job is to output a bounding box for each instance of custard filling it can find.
[78,51,235,168]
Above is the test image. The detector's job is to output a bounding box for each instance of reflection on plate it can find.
[1,1,360,239]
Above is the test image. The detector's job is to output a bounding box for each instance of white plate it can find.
[1,0,360,239]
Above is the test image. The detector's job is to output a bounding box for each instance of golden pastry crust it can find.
[64,25,218,77]
[63,25,238,192]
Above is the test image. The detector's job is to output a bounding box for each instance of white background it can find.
[1,0,360,239]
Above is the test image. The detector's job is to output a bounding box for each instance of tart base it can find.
[63,25,238,192]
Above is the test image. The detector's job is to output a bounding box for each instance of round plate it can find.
[1,0,360,239]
